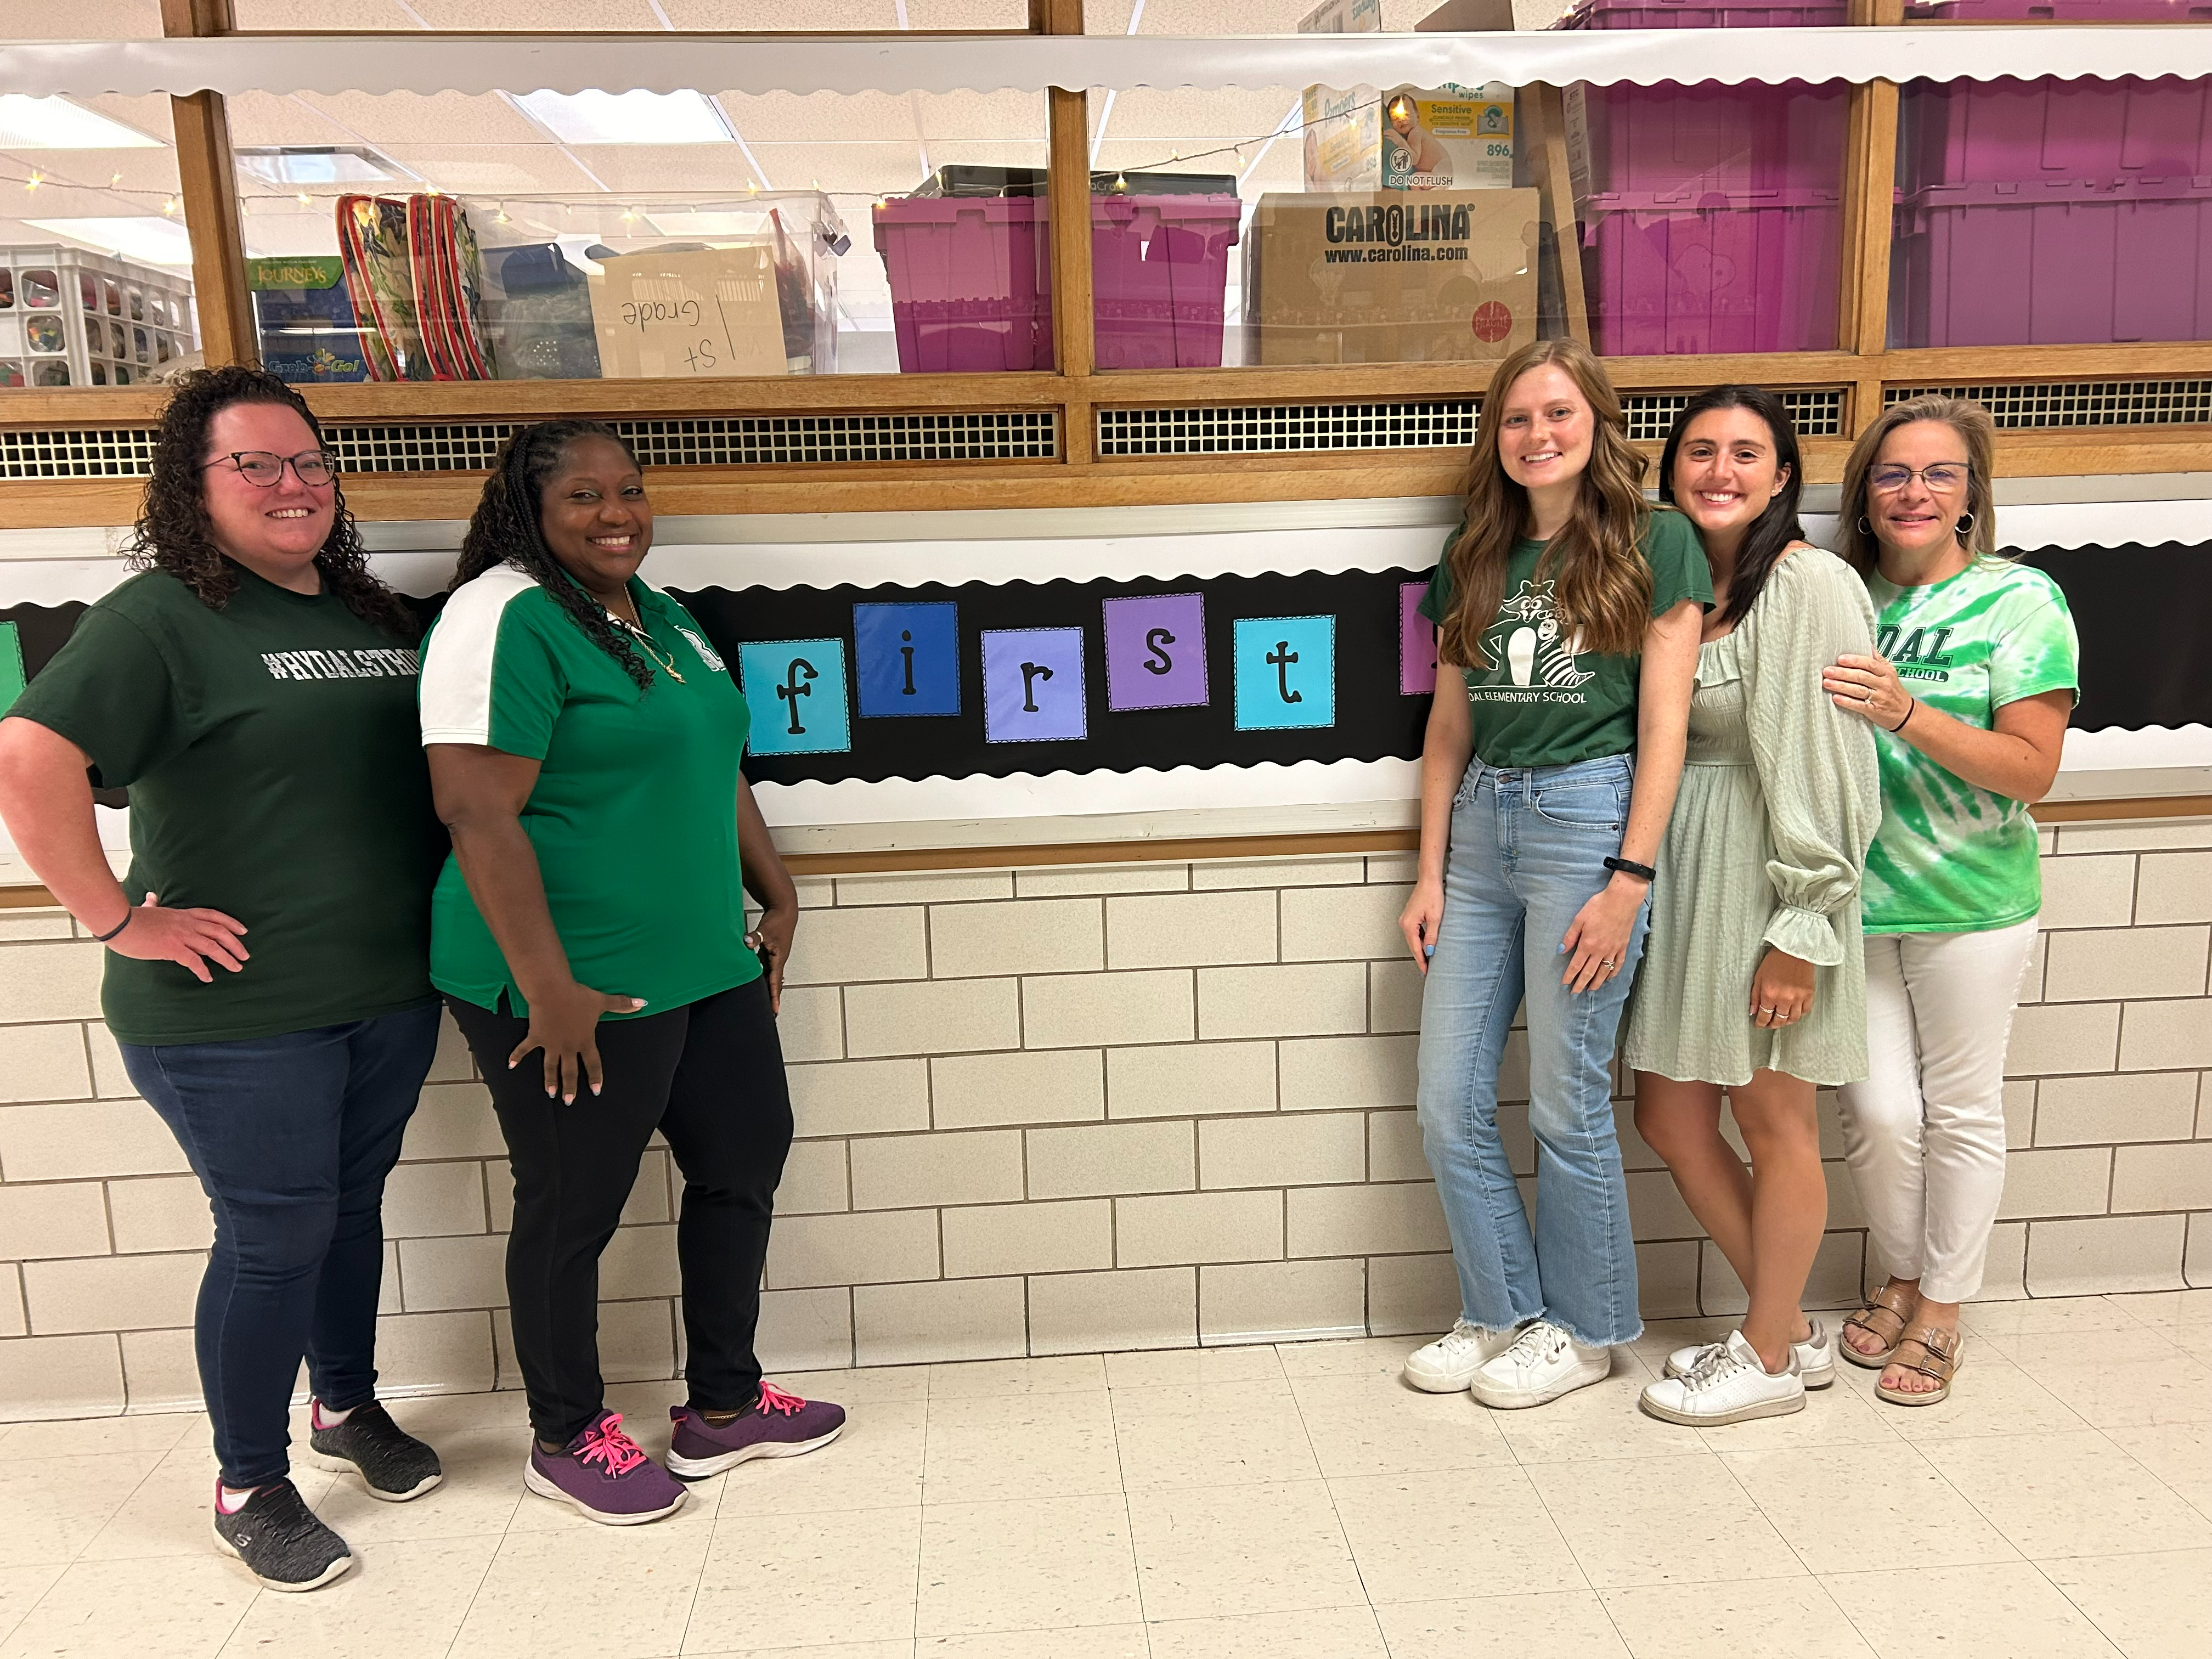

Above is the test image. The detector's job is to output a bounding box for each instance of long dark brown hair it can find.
[1440,337,1652,670]
[452,419,654,693]
[129,364,415,638]
[1657,385,1807,631]
[1836,393,2000,575]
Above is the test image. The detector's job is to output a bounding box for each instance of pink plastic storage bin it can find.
[1090,195,1244,370]
[872,194,1244,373]
[872,196,1052,373]
[1559,0,1848,24]
[1892,178,2212,346]
[1575,80,1850,352]
[1891,75,2212,345]
[1584,189,1843,354]
[1897,75,2212,192]
[1905,1,2207,19]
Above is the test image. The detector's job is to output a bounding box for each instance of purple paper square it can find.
[1104,592,1207,712]
[981,626,1087,743]
[1401,581,1438,696]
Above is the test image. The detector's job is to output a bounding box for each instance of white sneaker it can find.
[1403,1318,1519,1393]
[1468,1319,1612,1410]
[1664,1317,1835,1390]
[1641,1329,1806,1426]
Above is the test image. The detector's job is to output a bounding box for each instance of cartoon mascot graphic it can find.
[1491,579,1596,691]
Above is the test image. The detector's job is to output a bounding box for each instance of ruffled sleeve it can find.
[1742,550,1883,967]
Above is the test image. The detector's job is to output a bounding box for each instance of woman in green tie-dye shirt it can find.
[1820,396,2078,1409]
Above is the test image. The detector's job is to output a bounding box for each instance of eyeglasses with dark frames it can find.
[203,450,336,488]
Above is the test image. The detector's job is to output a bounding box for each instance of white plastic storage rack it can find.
[0,245,197,391]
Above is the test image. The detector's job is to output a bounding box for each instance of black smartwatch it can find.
[1604,856,1656,884]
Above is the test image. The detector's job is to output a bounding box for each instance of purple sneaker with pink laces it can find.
[522,1410,686,1525]
[665,1382,846,1478]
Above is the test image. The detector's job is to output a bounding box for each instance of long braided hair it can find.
[129,364,417,639]
[453,419,654,693]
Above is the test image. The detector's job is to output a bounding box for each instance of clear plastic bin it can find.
[0,245,195,390]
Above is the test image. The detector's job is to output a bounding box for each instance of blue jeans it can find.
[121,1002,441,1487]
[1416,754,1648,1348]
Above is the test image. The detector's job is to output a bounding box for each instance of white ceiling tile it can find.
[7,0,162,38]
[715,90,919,144]
[296,91,547,145]
[223,92,352,147]
[902,0,1031,24]
[659,2,897,24]
[732,142,929,195]
[376,145,607,195]
[407,1,669,25]
[72,95,177,143]
[1098,86,1301,141]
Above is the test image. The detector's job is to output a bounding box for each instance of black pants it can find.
[448,977,793,1444]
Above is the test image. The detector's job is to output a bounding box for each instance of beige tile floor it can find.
[3,1290,2210,1658]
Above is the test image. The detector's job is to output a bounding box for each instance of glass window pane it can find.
[234,1,1032,28]
[1573,77,1850,356]
[232,87,1052,379]
[0,92,201,392]
[1089,80,1569,368]
[1890,75,2212,348]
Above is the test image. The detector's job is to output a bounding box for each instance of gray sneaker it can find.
[306,1398,443,1501]
[210,1478,352,1592]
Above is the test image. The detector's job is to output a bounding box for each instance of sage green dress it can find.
[1623,547,1883,1087]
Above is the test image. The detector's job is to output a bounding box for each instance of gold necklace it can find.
[605,607,685,683]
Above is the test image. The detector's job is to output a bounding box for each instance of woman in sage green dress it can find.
[1622,386,1881,1429]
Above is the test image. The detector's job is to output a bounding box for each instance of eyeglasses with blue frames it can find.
[1869,462,1968,494]
[203,450,336,488]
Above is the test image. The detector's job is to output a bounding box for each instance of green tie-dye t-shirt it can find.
[1861,559,2079,934]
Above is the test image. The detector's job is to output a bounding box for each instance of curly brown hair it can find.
[1440,337,1653,671]
[128,364,417,639]
[452,419,654,693]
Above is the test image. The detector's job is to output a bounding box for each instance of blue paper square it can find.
[1233,615,1335,731]
[1104,592,1208,712]
[855,601,960,718]
[981,627,1086,743]
[738,638,851,755]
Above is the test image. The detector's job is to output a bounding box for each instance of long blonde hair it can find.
[1837,394,1999,575]
[1438,337,1652,670]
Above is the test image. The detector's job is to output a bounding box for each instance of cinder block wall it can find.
[3,821,2208,1419]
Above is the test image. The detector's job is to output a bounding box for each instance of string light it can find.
[109,171,122,187]
[161,196,178,215]
[295,191,312,205]
[24,171,42,193]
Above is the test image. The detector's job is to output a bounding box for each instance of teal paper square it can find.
[1233,615,1334,731]
[738,638,850,755]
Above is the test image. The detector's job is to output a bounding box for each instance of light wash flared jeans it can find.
[1415,753,1649,1348]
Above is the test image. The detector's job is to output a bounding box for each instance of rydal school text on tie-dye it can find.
[1861,560,2079,935]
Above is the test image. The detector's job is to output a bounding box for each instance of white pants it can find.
[1836,916,2038,1304]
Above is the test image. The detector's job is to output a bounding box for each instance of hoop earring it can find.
[1956,511,1977,537]
[1856,516,1873,538]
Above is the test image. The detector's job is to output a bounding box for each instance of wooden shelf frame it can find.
[3,3,2209,530]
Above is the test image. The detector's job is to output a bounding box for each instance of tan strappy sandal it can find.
[1840,1282,1916,1369]
[1876,1323,1965,1407]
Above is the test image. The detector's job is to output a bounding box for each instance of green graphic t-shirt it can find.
[8,565,445,1045]
[1861,559,2079,935]
[1419,507,1711,768]
[417,565,760,1017]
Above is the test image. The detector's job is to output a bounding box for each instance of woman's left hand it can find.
[1824,652,1912,733]
[1750,947,1816,1028]
[1561,875,1645,994]
[746,902,798,1013]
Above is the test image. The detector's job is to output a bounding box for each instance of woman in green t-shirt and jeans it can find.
[420,421,843,1525]
[1822,396,2078,1406]
[1396,338,1707,1411]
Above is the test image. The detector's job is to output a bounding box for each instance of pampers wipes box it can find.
[1244,188,1541,365]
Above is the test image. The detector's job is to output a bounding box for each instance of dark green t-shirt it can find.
[10,565,445,1045]
[1419,508,1712,768]
[417,565,760,1017]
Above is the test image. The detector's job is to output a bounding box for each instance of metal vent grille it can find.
[1623,389,1846,442]
[0,427,156,479]
[1885,380,2212,430]
[1098,390,1848,458]
[0,410,1058,479]
[1098,400,1479,457]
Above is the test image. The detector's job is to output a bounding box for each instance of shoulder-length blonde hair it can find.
[1438,336,1651,670]
[1836,394,1999,575]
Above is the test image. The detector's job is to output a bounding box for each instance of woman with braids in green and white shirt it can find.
[1822,396,2079,1408]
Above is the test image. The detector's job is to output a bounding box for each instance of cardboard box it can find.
[587,244,789,379]
[1302,83,1515,192]
[1243,188,1541,364]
